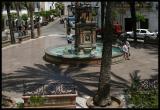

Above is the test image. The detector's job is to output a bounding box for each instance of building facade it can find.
[114,2,158,32]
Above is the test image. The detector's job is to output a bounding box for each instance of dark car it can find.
[41,21,48,26]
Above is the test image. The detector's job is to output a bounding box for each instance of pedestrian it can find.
[64,18,66,28]
[21,25,25,36]
[66,32,73,44]
[18,25,22,37]
[122,42,130,60]
[126,40,131,56]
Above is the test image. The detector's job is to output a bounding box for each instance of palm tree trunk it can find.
[29,2,35,38]
[93,2,113,107]
[129,1,137,43]
[5,2,16,44]
[74,2,80,53]
[37,18,41,37]
[15,2,22,37]
[101,2,105,40]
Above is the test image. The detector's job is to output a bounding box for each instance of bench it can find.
[16,35,31,43]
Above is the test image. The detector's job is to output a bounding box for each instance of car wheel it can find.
[145,36,150,40]
[144,36,150,43]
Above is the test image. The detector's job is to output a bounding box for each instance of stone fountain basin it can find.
[44,43,123,65]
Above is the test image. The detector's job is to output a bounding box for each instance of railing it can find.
[23,82,77,96]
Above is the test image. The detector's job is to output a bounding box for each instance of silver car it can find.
[125,29,157,40]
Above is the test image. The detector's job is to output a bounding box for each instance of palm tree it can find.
[129,1,137,43]
[93,2,113,107]
[25,2,35,38]
[35,13,41,37]
[5,2,16,44]
[14,2,22,29]
[101,1,105,41]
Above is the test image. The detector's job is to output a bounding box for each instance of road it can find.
[41,18,66,36]
[2,18,68,40]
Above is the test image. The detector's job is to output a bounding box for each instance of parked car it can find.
[125,29,157,40]
[155,32,158,37]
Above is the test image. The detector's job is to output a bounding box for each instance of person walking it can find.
[66,32,73,44]
[126,40,131,56]
[122,42,130,60]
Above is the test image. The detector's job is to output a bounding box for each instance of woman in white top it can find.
[122,42,129,60]
[126,41,130,56]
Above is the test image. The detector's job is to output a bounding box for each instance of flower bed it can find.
[124,79,158,108]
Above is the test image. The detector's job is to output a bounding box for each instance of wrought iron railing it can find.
[23,82,77,96]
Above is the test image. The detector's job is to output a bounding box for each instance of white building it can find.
[114,2,158,32]
[40,2,56,11]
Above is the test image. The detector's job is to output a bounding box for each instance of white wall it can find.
[63,2,72,16]
[122,8,158,32]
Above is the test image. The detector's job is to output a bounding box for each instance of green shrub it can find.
[124,71,158,108]
[10,13,17,20]
[17,102,24,108]
[21,14,28,21]
[29,95,45,107]
[126,90,158,108]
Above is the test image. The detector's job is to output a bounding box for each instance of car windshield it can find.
[68,16,75,22]
[147,29,153,33]
[136,30,140,33]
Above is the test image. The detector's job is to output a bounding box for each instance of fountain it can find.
[43,2,124,108]
[44,2,123,65]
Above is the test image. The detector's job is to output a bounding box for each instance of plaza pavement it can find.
[2,20,158,108]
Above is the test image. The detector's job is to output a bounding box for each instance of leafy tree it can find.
[21,14,28,21]
[136,12,145,29]
[10,13,17,20]
[40,10,51,21]
[136,13,145,22]
[50,9,59,17]
[55,3,64,16]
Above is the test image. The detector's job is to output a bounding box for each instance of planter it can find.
[22,82,77,108]
[2,40,11,47]
[16,35,31,43]
[22,92,77,108]
[2,94,16,108]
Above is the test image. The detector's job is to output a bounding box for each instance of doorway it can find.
[140,19,149,29]
[125,18,132,31]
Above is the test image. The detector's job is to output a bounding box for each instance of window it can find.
[141,30,146,33]
[136,30,140,33]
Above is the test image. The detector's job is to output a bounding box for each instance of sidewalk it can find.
[2,17,61,39]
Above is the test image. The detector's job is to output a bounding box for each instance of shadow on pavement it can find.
[129,41,158,55]
[2,64,134,96]
[2,63,153,97]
